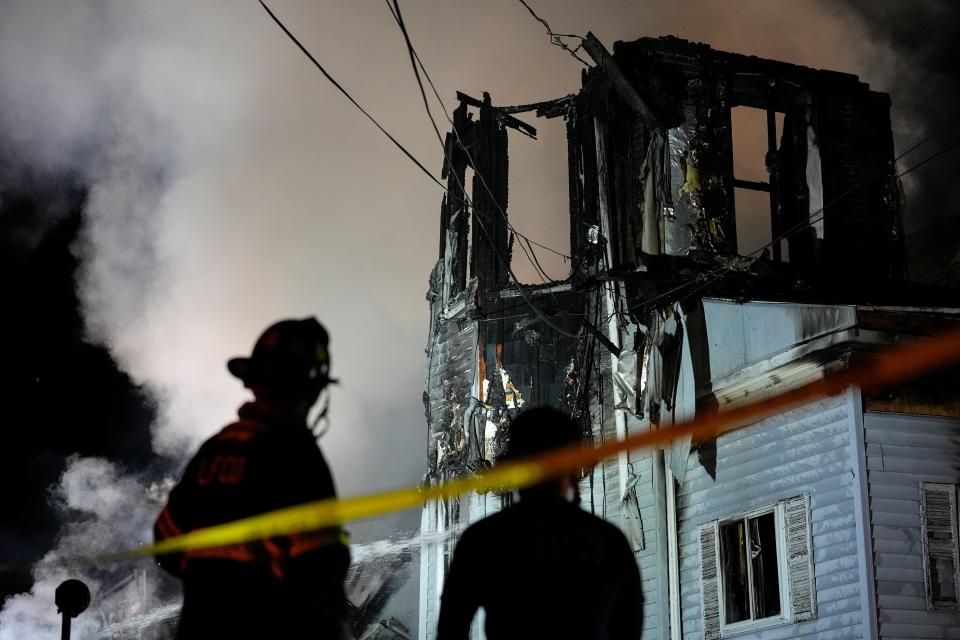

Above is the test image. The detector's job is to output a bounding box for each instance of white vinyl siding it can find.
[679,395,862,640]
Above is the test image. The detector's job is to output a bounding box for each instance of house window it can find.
[730,106,786,261]
[719,510,782,624]
[699,495,815,639]
[920,483,960,609]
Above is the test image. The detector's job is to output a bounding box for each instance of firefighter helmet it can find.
[227,317,334,395]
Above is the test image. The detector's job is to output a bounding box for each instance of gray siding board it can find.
[709,419,849,471]
[868,456,959,475]
[867,443,960,464]
[870,483,922,501]
[876,594,927,610]
[874,552,925,569]
[869,469,960,486]
[818,582,860,606]
[811,511,857,536]
[865,411,960,640]
[871,498,919,514]
[814,539,859,565]
[879,623,957,639]
[872,523,924,541]
[871,509,920,527]
[868,429,960,448]
[816,567,861,591]
[706,405,848,460]
[867,416,960,436]
[875,580,925,597]
[679,428,849,497]
[878,609,960,625]
[678,450,852,520]
[814,554,859,579]
[874,567,926,583]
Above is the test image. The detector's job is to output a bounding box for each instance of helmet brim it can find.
[227,357,253,381]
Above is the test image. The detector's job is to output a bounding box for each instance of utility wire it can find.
[631,131,960,315]
[516,0,592,67]
[384,0,571,262]
[385,0,554,289]
[259,1,448,192]
[388,0,582,340]
[261,0,570,265]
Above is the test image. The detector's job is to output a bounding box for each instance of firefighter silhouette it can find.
[436,407,643,639]
[155,317,349,639]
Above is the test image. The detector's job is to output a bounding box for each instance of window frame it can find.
[716,501,793,636]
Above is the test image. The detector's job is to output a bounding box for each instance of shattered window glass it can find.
[720,511,781,625]
[930,555,957,603]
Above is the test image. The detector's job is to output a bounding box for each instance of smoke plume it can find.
[831,0,960,231]
[0,457,167,639]
[0,0,944,636]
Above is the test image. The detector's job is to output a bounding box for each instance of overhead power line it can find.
[387,0,585,342]
[383,0,571,263]
[516,0,592,67]
[261,0,570,266]
[258,0,445,191]
[630,125,960,315]
[384,0,556,287]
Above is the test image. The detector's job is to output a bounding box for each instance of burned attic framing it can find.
[424,34,904,488]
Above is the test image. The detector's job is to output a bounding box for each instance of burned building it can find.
[419,35,960,640]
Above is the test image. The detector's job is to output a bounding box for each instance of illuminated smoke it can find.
[0,457,164,640]
[0,0,925,636]
[831,0,960,231]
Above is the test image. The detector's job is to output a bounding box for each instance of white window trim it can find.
[716,501,794,637]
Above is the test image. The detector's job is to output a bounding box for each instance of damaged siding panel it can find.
[699,300,857,384]
[677,395,860,640]
[624,420,664,640]
[425,321,479,478]
[864,412,960,640]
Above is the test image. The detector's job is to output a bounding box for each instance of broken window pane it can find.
[749,512,781,619]
[720,511,782,625]
[930,554,957,603]
[720,520,750,623]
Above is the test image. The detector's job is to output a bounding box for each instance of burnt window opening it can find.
[507,114,571,284]
[731,106,787,261]
[920,483,960,609]
[719,511,782,624]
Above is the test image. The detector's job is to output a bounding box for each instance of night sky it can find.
[0,0,957,635]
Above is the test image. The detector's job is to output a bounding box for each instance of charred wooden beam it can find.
[456,91,538,138]
[733,178,771,192]
[581,32,661,128]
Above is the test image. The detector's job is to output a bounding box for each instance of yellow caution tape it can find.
[58,327,960,565]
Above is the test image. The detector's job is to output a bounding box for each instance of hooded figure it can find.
[436,406,643,639]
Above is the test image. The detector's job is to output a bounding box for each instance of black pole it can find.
[55,579,90,640]
[60,613,71,640]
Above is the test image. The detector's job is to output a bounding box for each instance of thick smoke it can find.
[0,0,939,635]
[831,0,960,232]
[0,457,166,639]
